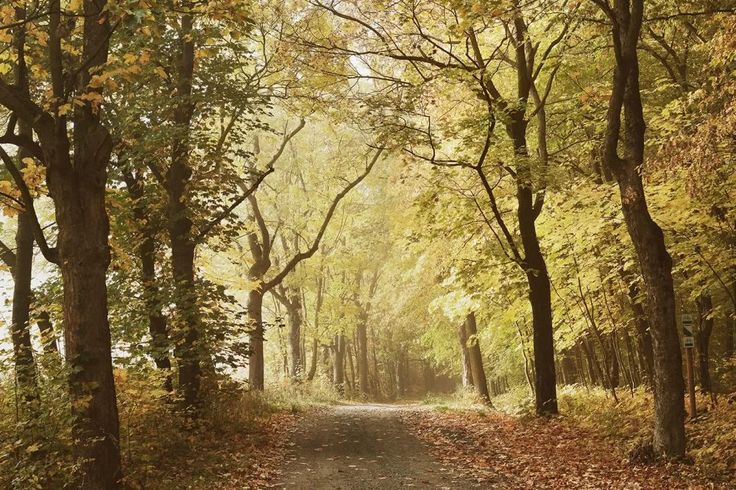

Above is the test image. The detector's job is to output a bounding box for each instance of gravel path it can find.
[277,404,481,489]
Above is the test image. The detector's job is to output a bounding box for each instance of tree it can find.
[245,138,383,390]
[0,0,122,484]
[591,0,685,457]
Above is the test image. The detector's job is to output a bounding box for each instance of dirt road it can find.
[277,404,482,489]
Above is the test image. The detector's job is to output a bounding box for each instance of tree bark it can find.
[333,334,346,394]
[357,317,369,394]
[463,312,492,405]
[625,278,655,384]
[307,337,319,381]
[36,310,58,354]
[0,2,123,483]
[124,172,172,390]
[166,14,201,407]
[286,289,303,378]
[695,293,714,393]
[458,322,474,387]
[595,0,685,457]
[248,288,265,390]
[508,115,557,415]
[346,341,356,392]
[10,125,39,405]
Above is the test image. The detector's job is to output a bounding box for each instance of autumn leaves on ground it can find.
[126,392,733,490]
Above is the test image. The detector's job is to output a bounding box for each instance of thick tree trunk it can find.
[3,0,121,484]
[458,322,474,387]
[614,165,685,455]
[167,14,200,407]
[169,229,200,404]
[596,0,685,457]
[463,312,491,404]
[508,117,557,415]
[49,130,121,489]
[248,289,265,390]
[696,293,714,393]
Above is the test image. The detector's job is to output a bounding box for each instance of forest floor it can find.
[268,403,729,490]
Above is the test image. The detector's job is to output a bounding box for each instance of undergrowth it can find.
[422,384,735,482]
[0,365,337,489]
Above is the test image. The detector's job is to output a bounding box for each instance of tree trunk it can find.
[581,337,602,386]
[728,277,736,360]
[622,328,641,387]
[422,360,435,394]
[626,278,655,384]
[333,334,345,394]
[140,234,173,391]
[10,123,39,406]
[2,1,122,483]
[696,293,714,393]
[286,289,303,379]
[167,14,200,407]
[357,319,369,395]
[458,322,474,387]
[610,334,621,388]
[36,310,58,354]
[515,321,535,394]
[464,312,491,404]
[248,289,265,390]
[596,0,686,458]
[346,341,356,393]
[125,173,172,390]
[509,116,557,415]
[307,337,319,381]
[48,121,121,489]
[371,325,381,397]
[395,350,405,398]
[575,343,589,388]
[614,167,685,456]
[55,188,122,487]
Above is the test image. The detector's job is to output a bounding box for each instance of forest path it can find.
[276,403,483,489]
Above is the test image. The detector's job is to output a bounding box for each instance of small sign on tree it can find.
[682,314,695,349]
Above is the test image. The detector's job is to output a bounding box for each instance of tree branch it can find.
[194,119,305,243]
[0,147,58,263]
[263,147,384,292]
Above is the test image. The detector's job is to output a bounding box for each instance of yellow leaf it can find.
[57,103,72,116]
